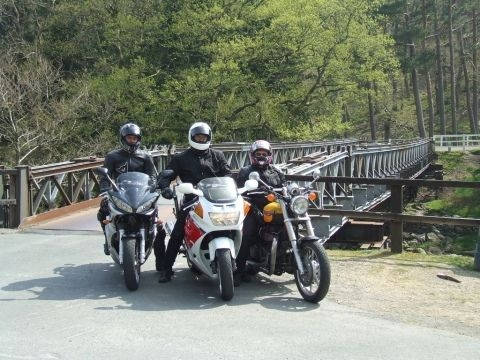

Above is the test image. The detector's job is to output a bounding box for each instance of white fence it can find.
[433,134,480,152]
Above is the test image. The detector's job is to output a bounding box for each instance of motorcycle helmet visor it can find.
[190,124,211,142]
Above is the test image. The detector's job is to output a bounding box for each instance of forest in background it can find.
[0,0,478,166]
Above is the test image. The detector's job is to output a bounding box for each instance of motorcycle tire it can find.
[216,249,234,301]
[294,241,330,303]
[123,238,140,291]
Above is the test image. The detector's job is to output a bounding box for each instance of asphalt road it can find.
[0,208,479,359]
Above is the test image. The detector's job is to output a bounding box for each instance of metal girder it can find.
[2,138,434,224]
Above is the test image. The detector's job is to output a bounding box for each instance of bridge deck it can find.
[24,199,176,232]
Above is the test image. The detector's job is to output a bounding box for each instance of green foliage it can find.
[1,0,400,164]
[426,152,480,219]
[437,151,466,173]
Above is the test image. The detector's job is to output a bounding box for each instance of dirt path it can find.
[328,252,480,338]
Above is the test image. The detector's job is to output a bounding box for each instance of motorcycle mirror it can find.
[176,183,195,194]
[249,172,260,181]
[238,179,258,194]
[94,167,108,176]
[312,169,321,179]
[94,167,119,192]
[244,179,258,191]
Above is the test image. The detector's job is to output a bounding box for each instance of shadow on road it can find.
[1,262,320,313]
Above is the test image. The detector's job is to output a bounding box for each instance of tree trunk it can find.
[458,28,476,133]
[426,73,435,137]
[384,119,391,142]
[448,0,457,134]
[403,14,410,99]
[473,9,478,132]
[405,11,426,139]
[455,63,462,112]
[392,77,399,111]
[434,1,446,134]
[342,103,350,123]
[411,53,426,138]
[422,0,435,138]
[367,82,376,141]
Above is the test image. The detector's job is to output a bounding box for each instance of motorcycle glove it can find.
[161,187,174,200]
[99,187,110,195]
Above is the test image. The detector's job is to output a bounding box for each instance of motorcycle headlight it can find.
[111,196,133,213]
[208,211,240,226]
[136,197,158,213]
[291,196,309,215]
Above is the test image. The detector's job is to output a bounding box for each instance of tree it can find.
[434,0,447,134]
[0,52,87,165]
[447,0,457,134]
[472,9,478,131]
[458,27,476,133]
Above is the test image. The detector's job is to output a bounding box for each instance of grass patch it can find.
[425,167,480,218]
[327,249,475,270]
[425,199,448,214]
[453,233,479,253]
[436,151,466,174]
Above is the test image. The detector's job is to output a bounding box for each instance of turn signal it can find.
[263,210,273,223]
[194,204,203,218]
[308,192,317,201]
[243,200,251,215]
[266,193,276,202]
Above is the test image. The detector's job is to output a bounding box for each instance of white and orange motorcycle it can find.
[166,176,258,301]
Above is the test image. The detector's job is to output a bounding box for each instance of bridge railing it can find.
[2,139,363,227]
[1,138,435,228]
[287,175,480,270]
[433,134,480,151]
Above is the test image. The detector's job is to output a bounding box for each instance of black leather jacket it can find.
[100,148,156,192]
[237,164,285,209]
[157,148,232,190]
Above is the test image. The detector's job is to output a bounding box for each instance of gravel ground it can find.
[328,252,480,338]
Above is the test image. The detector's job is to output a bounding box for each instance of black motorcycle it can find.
[244,171,331,303]
[96,168,160,290]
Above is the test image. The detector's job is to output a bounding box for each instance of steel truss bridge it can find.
[1,138,431,228]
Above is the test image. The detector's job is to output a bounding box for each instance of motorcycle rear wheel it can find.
[123,238,141,291]
[216,249,234,301]
[294,241,330,303]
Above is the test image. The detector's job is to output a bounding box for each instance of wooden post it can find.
[474,227,480,271]
[14,166,30,227]
[390,184,403,253]
[85,171,91,200]
[68,173,74,202]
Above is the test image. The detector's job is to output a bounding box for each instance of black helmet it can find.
[119,123,141,153]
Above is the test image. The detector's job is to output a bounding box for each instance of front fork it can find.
[117,227,146,264]
[279,200,316,276]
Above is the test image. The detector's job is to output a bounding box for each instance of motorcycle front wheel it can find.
[123,238,141,291]
[294,241,330,303]
[216,249,234,301]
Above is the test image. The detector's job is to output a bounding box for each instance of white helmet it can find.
[188,122,212,151]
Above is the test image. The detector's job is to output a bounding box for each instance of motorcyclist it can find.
[235,140,285,286]
[156,122,232,283]
[97,123,166,266]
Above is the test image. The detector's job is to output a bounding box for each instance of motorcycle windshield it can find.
[116,172,151,209]
[197,177,237,203]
